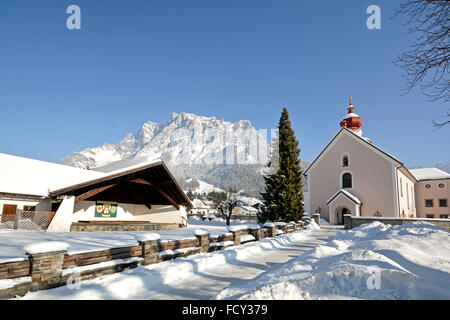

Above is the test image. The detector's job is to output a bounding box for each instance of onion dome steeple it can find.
[340,96,363,136]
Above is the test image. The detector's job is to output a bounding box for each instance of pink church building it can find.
[304,99,450,225]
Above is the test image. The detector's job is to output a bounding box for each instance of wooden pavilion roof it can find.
[49,161,192,210]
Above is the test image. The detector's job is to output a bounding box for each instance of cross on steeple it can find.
[347,96,354,113]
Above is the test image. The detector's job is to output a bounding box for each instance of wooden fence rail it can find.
[0,220,307,299]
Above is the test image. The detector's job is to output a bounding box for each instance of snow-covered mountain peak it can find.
[136,121,159,144]
[60,112,270,169]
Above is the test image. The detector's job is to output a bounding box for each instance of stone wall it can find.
[0,221,306,299]
[343,214,450,232]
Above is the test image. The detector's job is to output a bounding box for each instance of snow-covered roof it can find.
[0,153,104,197]
[327,189,362,205]
[0,153,167,198]
[304,127,402,175]
[49,157,171,196]
[191,199,209,209]
[93,156,162,174]
[410,168,450,181]
[237,205,258,212]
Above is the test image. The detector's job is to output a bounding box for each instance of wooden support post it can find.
[154,187,180,210]
[13,209,20,230]
[75,184,117,203]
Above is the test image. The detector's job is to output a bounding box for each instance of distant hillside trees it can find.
[259,108,304,223]
[186,190,195,201]
[172,164,266,199]
[207,191,228,204]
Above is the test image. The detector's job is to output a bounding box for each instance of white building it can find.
[189,199,211,216]
[232,204,258,216]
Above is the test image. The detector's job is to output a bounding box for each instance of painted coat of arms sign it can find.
[95,201,118,218]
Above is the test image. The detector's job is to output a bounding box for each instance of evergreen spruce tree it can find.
[259,108,304,223]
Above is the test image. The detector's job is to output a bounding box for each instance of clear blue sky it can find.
[0,0,448,167]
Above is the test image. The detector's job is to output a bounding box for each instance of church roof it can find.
[304,127,403,175]
[327,189,362,205]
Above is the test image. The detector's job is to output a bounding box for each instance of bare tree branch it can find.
[432,110,450,129]
[393,0,449,127]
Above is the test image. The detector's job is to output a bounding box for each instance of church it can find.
[304,98,449,225]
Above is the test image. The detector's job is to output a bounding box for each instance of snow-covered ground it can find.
[217,221,450,300]
[18,223,327,300]
[186,179,225,195]
[0,218,246,263]
[5,220,450,300]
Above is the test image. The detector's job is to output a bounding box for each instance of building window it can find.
[342,172,352,188]
[407,187,410,209]
[438,183,445,188]
[342,155,349,168]
[400,178,403,197]
[439,199,448,207]
[425,199,433,207]
[425,184,431,189]
[426,214,434,218]
[440,215,449,219]
[23,205,36,212]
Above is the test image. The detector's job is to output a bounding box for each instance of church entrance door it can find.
[337,207,350,225]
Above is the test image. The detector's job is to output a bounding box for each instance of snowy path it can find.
[149,228,339,300]
[20,228,340,300]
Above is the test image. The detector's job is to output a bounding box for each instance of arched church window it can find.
[342,155,349,167]
[342,173,352,188]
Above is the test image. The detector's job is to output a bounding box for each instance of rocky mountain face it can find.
[60,112,274,198]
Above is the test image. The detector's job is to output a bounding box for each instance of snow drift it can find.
[216,221,450,300]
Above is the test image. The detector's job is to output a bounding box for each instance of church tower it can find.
[340,96,363,137]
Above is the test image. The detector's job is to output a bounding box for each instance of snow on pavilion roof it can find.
[0,152,162,197]
[0,152,104,197]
